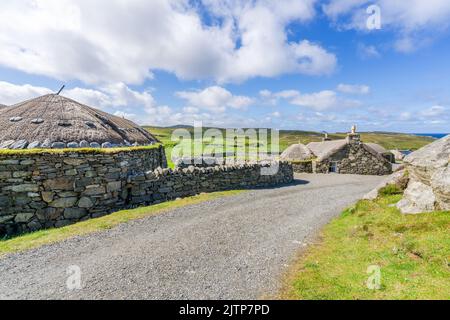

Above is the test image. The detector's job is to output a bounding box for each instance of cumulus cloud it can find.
[323,0,450,52]
[261,89,361,111]
[0,80,174,126]
[337,83,370,95]
[0,0,337,85]
[0,81,52,105]
[176,86,254,112]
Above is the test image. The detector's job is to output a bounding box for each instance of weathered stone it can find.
[102,142,113,148]
[14,212,34,223]
[65,169,78,176]
[51,142,66,149]
[397,180,436,214]
[27,141,41,149]
[50,197,78,208]
[13,171,32,178]
[79,140,90,148]
[67,142,79,148]
[84,185,106,196]
[0,140,15,149]
[63,158,85,166]
[41,139,52,148]
[431,167,450,211]
[42,192,54,203]
[78,197,94,208]
[107,181,122,192]
[90,142,101,148]
[11,184,39,193]
[44,178,73,190]
[0,215,14,224]
[64,208,87,219]
[11,140,28,150]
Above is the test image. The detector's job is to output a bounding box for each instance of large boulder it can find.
[397,135,450,214]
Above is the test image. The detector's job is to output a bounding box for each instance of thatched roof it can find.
[365,143,388,154]
[0,94,159,149]
[280,144,314,161]
[307,139,390,163]
[307,140,347,161]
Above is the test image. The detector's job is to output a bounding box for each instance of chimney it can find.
[322,132,331,142]
[346,125,361,144]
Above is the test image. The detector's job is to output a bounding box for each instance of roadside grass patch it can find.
[0,190,243,257]
[281,195,450,300]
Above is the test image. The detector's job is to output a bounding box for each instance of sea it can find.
[413,133,448,139]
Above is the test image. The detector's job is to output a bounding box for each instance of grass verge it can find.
[0,144,162,156]
[0,190,243,257]
[280,195,450,300]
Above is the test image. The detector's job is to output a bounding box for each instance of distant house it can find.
[283,127,393,176]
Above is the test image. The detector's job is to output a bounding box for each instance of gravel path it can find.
[0,174,383,300]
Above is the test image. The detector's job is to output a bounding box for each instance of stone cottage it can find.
[0,93,160,149]
[283,127,392,175]
[397,134,450,214]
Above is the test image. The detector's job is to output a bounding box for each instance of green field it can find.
[280,194,450,300]
[144,126,435,167]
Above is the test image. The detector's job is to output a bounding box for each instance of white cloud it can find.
[323,0,450,52]
[261,89,361,111]
[176,86,254,112]
[0,80,174,126]
[0,81,52,105]
[0,0,336,85]
[357,43,381,59]
[421,105,447,118]
[337,83,370,95]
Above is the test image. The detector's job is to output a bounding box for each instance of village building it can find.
[0,93,159,149]
[283,127,393,176]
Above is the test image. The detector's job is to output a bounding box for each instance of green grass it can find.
[0,144,162,156]
[281,195,450,300]
[0,190,243,257]
[145,126,435,167]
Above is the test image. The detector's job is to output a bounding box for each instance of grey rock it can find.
[11,184,39,193]
[67,142,79,148]
[102,142,113,148]
[51,142,66,149]
[27,141,41,149]
[79,140,90,148]
[0,140,15,149]
[9,116,23,122]
[31,118,44,124]
[90,142,101,148]
[64,208,87,220]
[14,212,34,223]
[11,140,28,149]
[41,139,52,148]
[78,197,94,208]
[397,180,436,214]
[50,197,78,208]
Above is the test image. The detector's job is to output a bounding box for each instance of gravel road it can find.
[0,174,383,300]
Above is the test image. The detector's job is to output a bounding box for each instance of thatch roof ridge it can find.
[307,139,347,161]
[0,94,159,149]
[280,143,314,161]
[365,142,388,154]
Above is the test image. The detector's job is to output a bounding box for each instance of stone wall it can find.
[0,147,166,236]
[290,161,313,173]
[314,143,392,175]
[0,147,293,236]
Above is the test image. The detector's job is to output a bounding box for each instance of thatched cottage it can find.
[0,94,159,149]
[282,127,393,175]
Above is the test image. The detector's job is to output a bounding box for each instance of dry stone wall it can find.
[0,147,293,236]
[290,161,313,173]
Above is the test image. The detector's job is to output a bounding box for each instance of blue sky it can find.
[0,0,449,133]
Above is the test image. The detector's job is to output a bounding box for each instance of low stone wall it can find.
[290,161,313,173]
[0,146,167,236]
[0,149,293,236]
